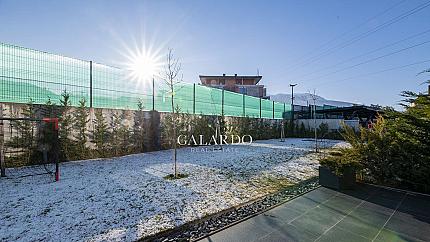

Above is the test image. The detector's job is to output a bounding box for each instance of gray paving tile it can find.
[302,187,338,203]
[384,211,430,241]
[317,226,371,242]
[282,195,321,214]
[322,194,362,215]
[198,186,430,242]
[255,224,319,242]
[374,228,422,242]
[336,208,389,239]
[358,202,395,218]
[204,218,271,242]
[248,213,288,233]
[290,206,345,236]
[263,205,303,223]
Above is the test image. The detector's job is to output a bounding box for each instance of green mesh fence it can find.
[1,42,290,119]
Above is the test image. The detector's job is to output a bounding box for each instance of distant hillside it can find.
[270,93,355,107]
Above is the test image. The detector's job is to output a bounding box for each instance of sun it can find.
[127,50,162,82]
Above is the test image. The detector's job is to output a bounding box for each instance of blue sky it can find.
[1,0,429,107]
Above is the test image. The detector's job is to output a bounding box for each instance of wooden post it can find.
[1,103,5,177]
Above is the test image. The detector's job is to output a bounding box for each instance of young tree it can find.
[110,111,121,156]
[189,114,213,145]
[118,110,132,154]
[318,123,329,139]
[92,109,109,157]
[218,112,227,138]
[74,97,89,159]
[132,99,145,153]
[58,90,74,161]
[41,97,58,118]
[9,99,36,165]
[37,98,59,162]
[161,49,183,178]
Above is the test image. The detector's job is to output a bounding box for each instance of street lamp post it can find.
[290,84,297,136]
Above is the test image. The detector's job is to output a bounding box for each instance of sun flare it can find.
[127,51,162,82]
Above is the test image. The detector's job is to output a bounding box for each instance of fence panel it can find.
[244,95,260,118]
[1,42,290,119]
[223,91,244,117]
[1,43,89,106]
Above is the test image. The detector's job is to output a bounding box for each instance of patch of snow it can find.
[0,138,344,241]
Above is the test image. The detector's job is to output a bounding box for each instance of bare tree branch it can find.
[161,48,183,178]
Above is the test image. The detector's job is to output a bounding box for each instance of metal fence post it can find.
[193,83,196,114]
[242,94,245,117]
[89,61,93,108]
[222,89,224,115]
[272,101,275,119]
[259,98,262,118]
[152,77,155,111]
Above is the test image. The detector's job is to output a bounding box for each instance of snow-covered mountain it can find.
[270,93,355,107]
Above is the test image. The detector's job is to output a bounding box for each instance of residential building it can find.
[199,74,268,98]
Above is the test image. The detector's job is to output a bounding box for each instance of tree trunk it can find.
[171,87,177,178]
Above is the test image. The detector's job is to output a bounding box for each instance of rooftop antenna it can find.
[257,68,260,76]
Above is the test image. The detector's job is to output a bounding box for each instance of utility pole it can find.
[290,84,297,136]
[428,81,430,96]
[311,90,318,152]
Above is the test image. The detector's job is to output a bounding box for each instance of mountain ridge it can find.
[270,93,356,107]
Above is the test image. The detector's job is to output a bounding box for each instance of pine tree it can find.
[58,90,74,161]
[110,111,121,156]
[132,99,145,153]
[218,112,227,137]
[92,109,109,157]
[9,99,37,165]
[118,110,132,154]
[37,98,59,161]
[74,97,89,159]
[40,97,58,118]
[299,123,306,138]
[318,123,329,139]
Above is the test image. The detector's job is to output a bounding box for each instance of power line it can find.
[283,0,430,74]
[305,39,430,82]
[315,59,430,87]
[282,0,406,72]
[297,28,430,79]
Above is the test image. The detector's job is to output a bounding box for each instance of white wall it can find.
[297,119,359,131]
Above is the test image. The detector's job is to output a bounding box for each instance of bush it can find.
[327,91,430,191]
[320,149,362,176]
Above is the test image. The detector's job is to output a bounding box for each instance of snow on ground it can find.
[0,138,344,242]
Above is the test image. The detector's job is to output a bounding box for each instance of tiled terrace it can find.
[199,184,430,242]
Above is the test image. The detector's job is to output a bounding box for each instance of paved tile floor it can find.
[199,184,430,242]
